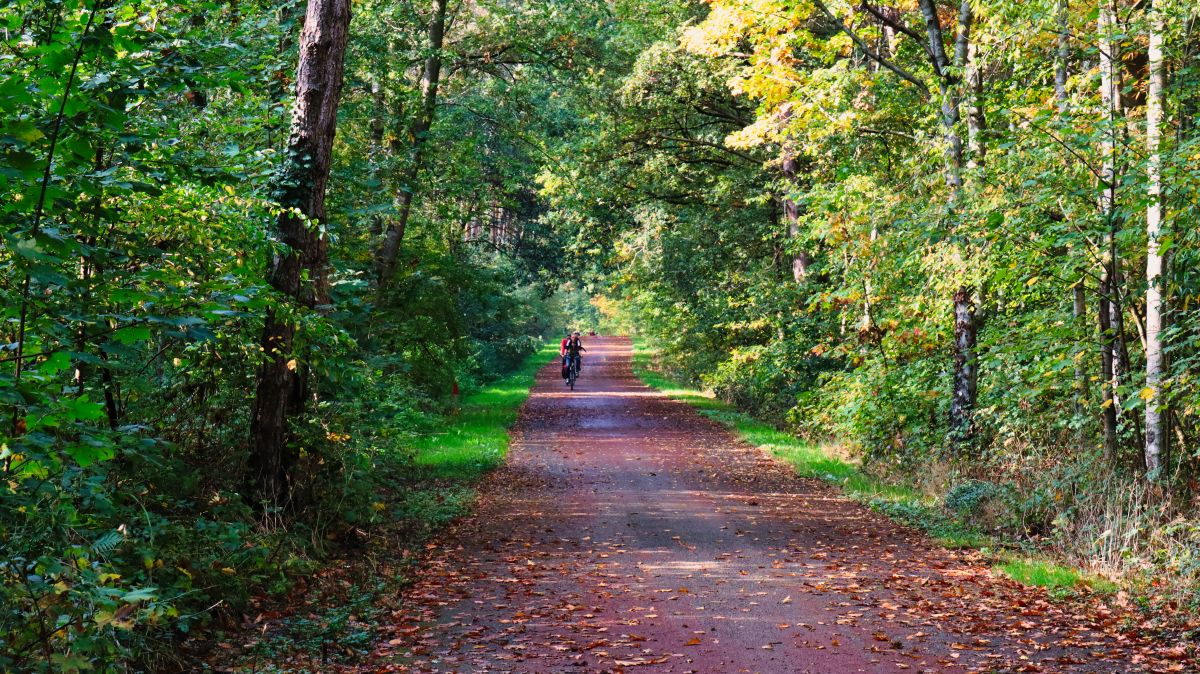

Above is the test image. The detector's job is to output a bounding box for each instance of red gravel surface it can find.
[366,338,1185,673]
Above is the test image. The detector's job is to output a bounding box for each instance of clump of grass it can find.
[993,557,1118,598]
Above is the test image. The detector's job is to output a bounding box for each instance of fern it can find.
[91,530,123,556]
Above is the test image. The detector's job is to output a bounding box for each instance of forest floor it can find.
[336,337,1188,674]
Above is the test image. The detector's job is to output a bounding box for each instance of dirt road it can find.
[369,338,1158,673]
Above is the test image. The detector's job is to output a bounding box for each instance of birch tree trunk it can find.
[964,41,985,168]
[376,0,447,284]
[918,0,978,440]
[1144,0,1166,476]
[249,0,352,505]
[1097,0,1122,459]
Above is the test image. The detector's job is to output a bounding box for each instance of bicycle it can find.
[566,354,580,390]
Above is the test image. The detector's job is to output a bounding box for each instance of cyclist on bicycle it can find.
[561,330,586,382]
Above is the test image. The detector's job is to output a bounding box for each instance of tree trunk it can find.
[249,0,351,505]
[919,0,979,440]
[780,154,810,281]
[963,37,984,168]
[1054,0,1069,111]
[949,287,978,435]
[1073,282,1089,415]
[1099,276,1119,459]
[918,0,964,192]
[1144,0,1166,476]
[1097,0,1122,461]
[368,76,387,238]
[376,0,447,284]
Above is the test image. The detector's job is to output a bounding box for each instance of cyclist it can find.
[559,330,572,379]
[561,330,586,383]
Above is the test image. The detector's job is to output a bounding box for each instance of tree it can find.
[249,0,353,504]
[375,0,448,285]
[1144,0,1166,476]
[1097,0,1123,460]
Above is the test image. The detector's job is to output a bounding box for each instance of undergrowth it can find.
[199,342,556,672]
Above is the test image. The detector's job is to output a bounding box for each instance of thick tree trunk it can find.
[249,0,351,505]
[376,0,447,284]
[1144,0,1166,476]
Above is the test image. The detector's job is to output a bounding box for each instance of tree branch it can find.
[811,0,931,98]
[859,2,928,51]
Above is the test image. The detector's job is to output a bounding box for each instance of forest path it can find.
[366,338,1140,673]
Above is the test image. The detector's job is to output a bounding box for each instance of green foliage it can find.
[944,480,1005,519]
[547,0,1200,607]
[0,0,580,666]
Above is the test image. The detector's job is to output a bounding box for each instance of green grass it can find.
[993,557,1118,597]
[410,341,557,482]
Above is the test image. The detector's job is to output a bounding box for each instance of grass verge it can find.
[412,341,557,481]
[630,339,1119,592]
[389,341,558,539]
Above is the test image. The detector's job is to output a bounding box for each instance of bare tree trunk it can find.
[1097,0,1122,460]
[1144,0,1166,476]
[919,0,978,440]
[951,286,978,433]
[964,41,985,168]
[780,154,810,281]
[368,76,387,238]
[918,0,964,192]
[249,0,351,505]
[376,0,447,284]
[1099,275,1119,459]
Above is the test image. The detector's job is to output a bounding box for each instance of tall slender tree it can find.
[1097,0,1122,460]
[1144,0,1167,476]
[376,0,448,284]
[916,0,979,440]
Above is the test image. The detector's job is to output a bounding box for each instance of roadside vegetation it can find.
[633,340,1148,601]
[200,342,554,671]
